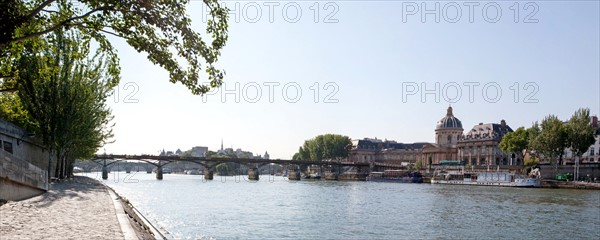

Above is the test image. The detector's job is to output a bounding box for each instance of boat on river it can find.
[185,169,201,175]
[304,173,321,179]
[366,170,423,183]
[431,169,540,187]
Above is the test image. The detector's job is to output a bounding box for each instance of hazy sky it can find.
[100,1,600,159]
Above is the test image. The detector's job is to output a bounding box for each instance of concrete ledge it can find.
[103,184,165,240]
[107,188,139,240]
[541,180,600,190]
[0,177,45,201]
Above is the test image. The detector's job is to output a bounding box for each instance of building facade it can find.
[190,146,208,157]
[422,106,463,165]
[348,138,428,165]
[457,120,517,166]
[348,106,522,168]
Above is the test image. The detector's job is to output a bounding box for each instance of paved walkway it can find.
[0,176,126,239]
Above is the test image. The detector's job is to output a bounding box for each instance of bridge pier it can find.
[156,167,163,180]
[125,166,132,174]
[102,166,108,180]
[287,167,301,180]
[248,167,259,181]
[324,167,339,180]
[204,170,214,180]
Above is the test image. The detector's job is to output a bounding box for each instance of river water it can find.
[81,172,600,239]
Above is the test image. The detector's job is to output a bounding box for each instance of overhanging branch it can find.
[25,0,58,21]
[0,87,18,92]
[4,6,112,47]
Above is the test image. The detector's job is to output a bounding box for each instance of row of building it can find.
[160,141,270,159]
[348,106,600,167]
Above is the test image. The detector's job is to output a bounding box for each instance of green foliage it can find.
[9,30,115,178]
[499,127,529,154]
[293,134,352,161]
[205,150,217,158]
[215,162,238,176]
[178,150,192,157]
[566,108,596,158]
[0,92,36,130]
[526,122,541,152]
[531,115,568,166]
[524,157,539,167]
[510,108,595,169]
[1,0,229,95]
[415,160,423,170]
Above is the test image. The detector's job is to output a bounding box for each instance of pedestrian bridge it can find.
[88,154,404,181]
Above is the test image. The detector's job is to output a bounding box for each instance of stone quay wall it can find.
[539,163,600,180]
[0,119,51,201]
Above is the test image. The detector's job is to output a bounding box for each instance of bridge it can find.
[88,154,405,181]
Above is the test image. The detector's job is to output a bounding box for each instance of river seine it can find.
[82,172,599,239]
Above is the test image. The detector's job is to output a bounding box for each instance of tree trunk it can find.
[54,152,62,180]
[67,159,74,178]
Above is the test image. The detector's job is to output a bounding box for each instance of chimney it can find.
[500,119,506,128]
[592,116,598,128]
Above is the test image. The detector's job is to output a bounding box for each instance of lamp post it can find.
[574,156,579,182]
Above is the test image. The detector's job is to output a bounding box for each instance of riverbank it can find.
[541,180,600,190]
[0,176,152,239]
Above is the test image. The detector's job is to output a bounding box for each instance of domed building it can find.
[435,106,463,147]
[422,106,464,166]
[348,106,521,169]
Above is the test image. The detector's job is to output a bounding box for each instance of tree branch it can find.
[0,87,18,92]
[99,29,129,40]
[4,6,111,46]
[41,9,60,14]
[25,0,58,21]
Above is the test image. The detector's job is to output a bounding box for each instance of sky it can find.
[100,1,600,159]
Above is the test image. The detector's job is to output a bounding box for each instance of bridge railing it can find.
[92,154,371,165]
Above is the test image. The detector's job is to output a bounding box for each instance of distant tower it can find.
[264,151,270,160]
[221,139,223,151]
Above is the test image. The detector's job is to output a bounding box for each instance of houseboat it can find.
[431,169,540,187]
[367,170,423,183]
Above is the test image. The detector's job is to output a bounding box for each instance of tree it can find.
[0,92,35,129]
[1,0,229,95]
[533,115,568,171]
[499,127,529,162]
[415,160,423,170]
[205,150,217,158]
[292,146,309,160]
[10,30,115,179]
[179,150,192,158]
[567,108,596,159]
[293,134,352,161]
[567,108,596,179]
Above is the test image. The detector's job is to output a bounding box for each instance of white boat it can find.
[431,169,540,187]
[185,169,201,175]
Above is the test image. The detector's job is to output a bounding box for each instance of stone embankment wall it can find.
[539,164,600,180]
[0,119,52,201]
